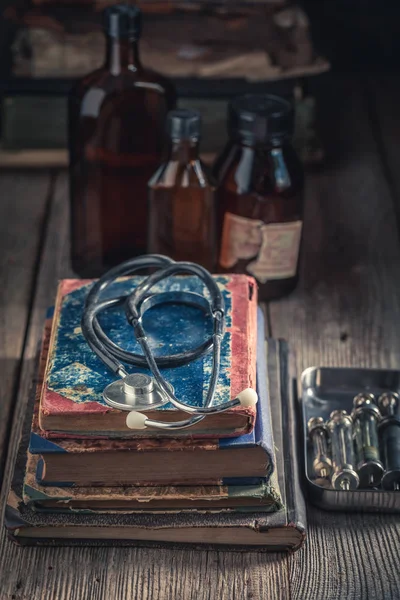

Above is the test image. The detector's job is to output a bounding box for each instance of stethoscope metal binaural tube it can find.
[81,255,258,431]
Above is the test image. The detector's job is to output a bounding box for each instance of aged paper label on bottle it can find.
[219,212,302,283]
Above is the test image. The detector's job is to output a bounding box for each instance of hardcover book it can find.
[5,339,306,551]
[24,453,282,513]
[39,275,257,438]
[31,308,275,487]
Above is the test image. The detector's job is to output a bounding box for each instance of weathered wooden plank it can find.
[0,543,291,600]
[0,173,290,600]
[269,75,400,600]
[0,172,51,475]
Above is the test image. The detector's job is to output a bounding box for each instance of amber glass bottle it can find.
[69,5,176,276]
[148,109,216,271]
[214,94,304,300]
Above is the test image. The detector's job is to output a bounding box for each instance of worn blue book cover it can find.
[39,275,258,438]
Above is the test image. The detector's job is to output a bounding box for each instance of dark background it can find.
[303,0,400,70]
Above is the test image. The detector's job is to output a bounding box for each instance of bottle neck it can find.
[167,139,200,163]
[105,36,141,75]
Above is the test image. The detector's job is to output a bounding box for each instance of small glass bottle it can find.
[69,5,176,277]
[148,109,216,271]
[214,94,304,300]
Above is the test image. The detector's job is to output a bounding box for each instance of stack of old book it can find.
[5,275,306,551]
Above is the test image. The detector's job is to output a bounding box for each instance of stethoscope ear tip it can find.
[126,411,148,430]
[236,388,258,408]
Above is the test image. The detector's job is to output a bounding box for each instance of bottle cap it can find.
[229,94,294,144]
[166,109,202,140]
[103,4,142,39]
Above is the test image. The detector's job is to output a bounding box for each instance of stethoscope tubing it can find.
[81,255,240,430]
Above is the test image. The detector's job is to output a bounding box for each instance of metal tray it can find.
[300,367,400,512]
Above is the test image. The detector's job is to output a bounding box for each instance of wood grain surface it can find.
[0,173,51,477]
[1,74,400,599]
[269,74,400,600]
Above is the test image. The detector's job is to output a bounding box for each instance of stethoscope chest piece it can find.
[103,373,172,411]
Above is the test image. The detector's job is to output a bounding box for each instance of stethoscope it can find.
[81,255,258,431]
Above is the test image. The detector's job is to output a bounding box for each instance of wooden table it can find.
[1,73,400,599]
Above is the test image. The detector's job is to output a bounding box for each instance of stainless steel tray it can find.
[300,367,400,512]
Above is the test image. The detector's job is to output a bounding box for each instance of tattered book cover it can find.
[39,275,257,438]
[23,453,282,514]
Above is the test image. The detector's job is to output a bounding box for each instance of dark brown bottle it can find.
[69,5,176,277]
[148,109,216,271]
[214,94,304,301]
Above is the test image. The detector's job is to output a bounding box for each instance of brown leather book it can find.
[23,452,282,512]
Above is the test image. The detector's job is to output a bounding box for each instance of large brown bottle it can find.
[69,5,176,277]
[214,94,304,301]
[148,109,216,271]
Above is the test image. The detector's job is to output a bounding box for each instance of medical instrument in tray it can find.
[352,393,384,488]
[302,367,400,512]
[378,392,400,491]
[307,417,332,480]
[326,410,359,491]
